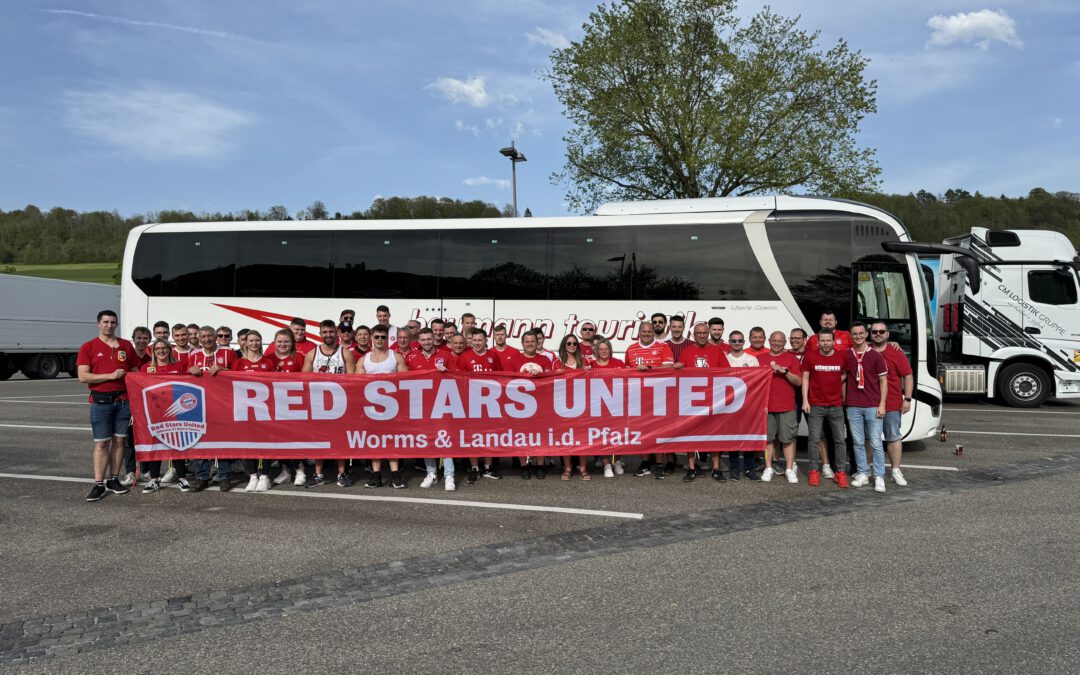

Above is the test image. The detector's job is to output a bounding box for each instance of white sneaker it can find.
[445,476,456,491]
[850,472,869,488]
[874,476,886,493]
[761,467,775,482]
[293,469,307,487]
[420,473,437,488]
[245,475,259,492]
[256,475,271,492]
[821,465,835,480]
[273,468,292,485]
[161,467,177,484]
[785,467,798,484]
[613,460,625,475]
[120,471,135,487]
[891,468,908,486]
[603,464,615,478]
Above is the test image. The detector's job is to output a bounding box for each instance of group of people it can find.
[76,305,913,502]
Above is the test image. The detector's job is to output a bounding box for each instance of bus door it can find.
[852,260,918,435]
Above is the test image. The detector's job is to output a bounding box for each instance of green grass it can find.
[2,262,120,284]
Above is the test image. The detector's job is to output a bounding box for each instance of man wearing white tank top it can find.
[358,325,408,489]
[303,320,357,488]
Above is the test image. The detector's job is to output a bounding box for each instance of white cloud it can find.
[64,87,251,159]
[426,76,491,107]
[455,119,480,136]
[484,117,503,129]
[526,27,570,49]
[927,9,1022,50]
[1051,117,1063,129]
[463,176,510,189]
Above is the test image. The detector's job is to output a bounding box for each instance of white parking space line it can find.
[0,423,90,431]
[946,407,1080,416]
[949,429,1080,439]
[0,400,88,405]
[0,472,645,520]
[0,394,86,400]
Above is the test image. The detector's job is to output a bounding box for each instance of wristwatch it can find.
[903,396,912,402]
[781,367,789,375]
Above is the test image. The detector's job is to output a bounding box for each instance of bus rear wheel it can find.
[998,363,1050,408]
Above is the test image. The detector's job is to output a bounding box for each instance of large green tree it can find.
[546,0,880,211]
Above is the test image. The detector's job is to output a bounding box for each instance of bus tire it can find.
[28,354,63,380]
[998,363,1050,408]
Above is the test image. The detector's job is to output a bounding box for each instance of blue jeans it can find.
[89,400,131,442]
[846,407,885,478]
[193,459,232,481]
[424,457,455,477]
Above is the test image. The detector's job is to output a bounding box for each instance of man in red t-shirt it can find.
[491,323,521,366]
[507,330,554,375]
[458,329,504,483]
[871,322,913,487]
[406,328,446,371]
[800,328,849,488]
[119,326,153,485]
[746,327,770,358]
[760,331,803,484]
[844,322,889,491]
[625,321,676,478]
[170,323,193,370]
[77,310,140,501]
[578,322,597,359]
[807,311,852,352]
[678,322,732,481]
[707,317,732,353]
[665,315,691,362]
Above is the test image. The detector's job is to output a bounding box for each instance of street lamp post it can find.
[499,141,526,217]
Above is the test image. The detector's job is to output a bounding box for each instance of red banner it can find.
[130,369,769,460]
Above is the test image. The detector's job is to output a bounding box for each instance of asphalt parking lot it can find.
[1,376,1078,673]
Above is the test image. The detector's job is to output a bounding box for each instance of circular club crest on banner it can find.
[141,381,207,451]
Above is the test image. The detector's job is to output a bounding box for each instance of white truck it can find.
[0,274,121,380]
[890,228,1080,407]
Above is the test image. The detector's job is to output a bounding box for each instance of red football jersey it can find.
[272,353,305,373]
[589,357,626,370]
[140,361,185,374]
[624,340,674,369]
[507,352,553,373]
[878,346,913,412]
[77,337,139,394]
[234,356,276,372]
[189,348,236,371]
[405,350,447,372]
[457,349,503,373]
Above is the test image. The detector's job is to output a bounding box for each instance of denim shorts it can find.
[882,410,902,443]
[90,400,131,442]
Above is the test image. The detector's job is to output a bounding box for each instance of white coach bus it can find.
[120,196,942,441]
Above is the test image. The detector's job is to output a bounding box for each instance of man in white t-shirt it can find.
[724,330,762,481]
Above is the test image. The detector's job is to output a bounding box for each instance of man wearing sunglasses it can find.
[723,331,761,480]
[578,322,597,359]
[870,322,913,487]
[650,313,669,341]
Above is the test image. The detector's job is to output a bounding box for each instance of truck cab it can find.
[936,228,1080,406]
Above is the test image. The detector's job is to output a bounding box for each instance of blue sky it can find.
[1,0,1078,218]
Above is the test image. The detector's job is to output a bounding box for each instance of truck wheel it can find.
[998,363,1050,408]
[31,354,63,380]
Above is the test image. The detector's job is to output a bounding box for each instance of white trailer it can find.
[894,228,1080,407]
[0,274,121,379]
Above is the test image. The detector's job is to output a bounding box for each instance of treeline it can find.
[1,189,1078,266]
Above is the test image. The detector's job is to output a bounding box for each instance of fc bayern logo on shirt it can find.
[142,381,207,451]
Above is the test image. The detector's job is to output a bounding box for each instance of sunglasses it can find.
[730,339,745,343]
[217,333,230,338]
[372,335,387,340]
[870,329,888,335]
[565,341,579,346]
[581,327,595,332]
[652,321,665,325]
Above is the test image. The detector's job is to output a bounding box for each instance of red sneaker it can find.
[836,471,850,489]
[808,469,820,487]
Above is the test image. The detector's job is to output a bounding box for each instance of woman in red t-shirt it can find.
[234,331,276,493]
[270,329,305,373]
[138,339,186,492]
[590,338,627,478]
[554,334,591,481]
